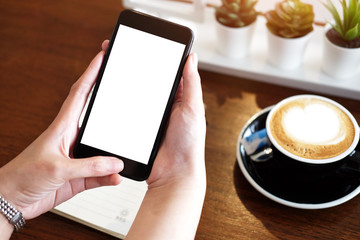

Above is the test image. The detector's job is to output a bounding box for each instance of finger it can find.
[85,174,122,190]
[65,156,124,180]
[173,78,184,106]
[181,53,204,111]
[55,173,122,204]
[102,40,109,51]
[51,50,105,132]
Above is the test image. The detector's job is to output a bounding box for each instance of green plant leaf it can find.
[323,0,360,41]
[265,11,285,28]
[333,24,343,36]
[213,0,259,27]
[348,0,357,22]
[323,0,344,35]
[345,23,359,40]
[349,9,360,28]
[265,0,314,38]
[275,2,292,21]
[341,0,349,31]
[228,12,240,20]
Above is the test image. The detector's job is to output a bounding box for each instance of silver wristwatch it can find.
[0,195,26,231]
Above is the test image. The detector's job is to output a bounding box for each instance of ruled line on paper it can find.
[52,178,147,239]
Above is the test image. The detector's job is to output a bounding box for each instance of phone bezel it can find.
[73,9,194,181]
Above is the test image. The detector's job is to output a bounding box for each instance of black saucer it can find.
[236,107,360,209]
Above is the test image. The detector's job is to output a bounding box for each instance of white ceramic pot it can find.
[267,30,312,70]
[215,20,256,59]
[322,25,360,79]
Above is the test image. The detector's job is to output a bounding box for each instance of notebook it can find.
[52,178,147,239]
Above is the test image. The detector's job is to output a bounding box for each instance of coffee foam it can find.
[269,97,355,160]
[282,103,344,145]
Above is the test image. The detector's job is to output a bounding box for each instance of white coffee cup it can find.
[265,95,359,164]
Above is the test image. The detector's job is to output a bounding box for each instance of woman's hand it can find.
[126,53,207,240]
[0,39,206,240]
[0,41,123,223]
[149,53,206,185]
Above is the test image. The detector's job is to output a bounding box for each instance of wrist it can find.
[0,212,14,239]
[128,176,206,240]
[0,194,26,232]
[147,175,206,212]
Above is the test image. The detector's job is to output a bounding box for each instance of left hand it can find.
[0,41,123,220]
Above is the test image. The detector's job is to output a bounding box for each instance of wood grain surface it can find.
[1,1,360,239]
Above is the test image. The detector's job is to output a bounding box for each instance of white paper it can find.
[52,178,147,239]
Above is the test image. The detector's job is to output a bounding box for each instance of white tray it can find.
[192,8,360,101]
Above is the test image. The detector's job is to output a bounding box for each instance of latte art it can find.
[282,103,345,145]
[269,97,356,160]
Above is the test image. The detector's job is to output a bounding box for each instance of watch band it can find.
[0,194,26,231]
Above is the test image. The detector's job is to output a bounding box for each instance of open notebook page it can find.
[52,177,147,239]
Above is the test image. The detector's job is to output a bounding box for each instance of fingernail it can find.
[109,158,124,172]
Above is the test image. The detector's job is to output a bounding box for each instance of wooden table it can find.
[1,1,360,239]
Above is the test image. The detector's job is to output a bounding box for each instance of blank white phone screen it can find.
[81,25,186,165]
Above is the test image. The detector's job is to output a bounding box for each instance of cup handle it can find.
[337,150,360,177]
[241,128,273,162]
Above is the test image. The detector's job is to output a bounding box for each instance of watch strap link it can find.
[0,194,26,231]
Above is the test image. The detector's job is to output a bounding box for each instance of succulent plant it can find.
[265,0,314,38]
[323,0,360,42]
[212,0,259,28]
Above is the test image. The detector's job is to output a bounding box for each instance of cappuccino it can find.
[268,96,356,160]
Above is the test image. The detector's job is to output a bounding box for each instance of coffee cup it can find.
[242,95,360,164]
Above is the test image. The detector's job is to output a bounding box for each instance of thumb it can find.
[182,53,203,111]
[65,156,124,180]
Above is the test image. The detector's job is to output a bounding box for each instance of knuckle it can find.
[42,159,64,179]
[89,158,106,175]
[70,79,92,99]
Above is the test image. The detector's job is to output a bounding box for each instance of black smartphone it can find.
[73,9,194,181]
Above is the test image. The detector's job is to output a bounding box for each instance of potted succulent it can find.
[265,0,314,69]
[212,0,259,58]
[322,0,360,79]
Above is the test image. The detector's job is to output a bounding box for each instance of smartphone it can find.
[73,9,194,181]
